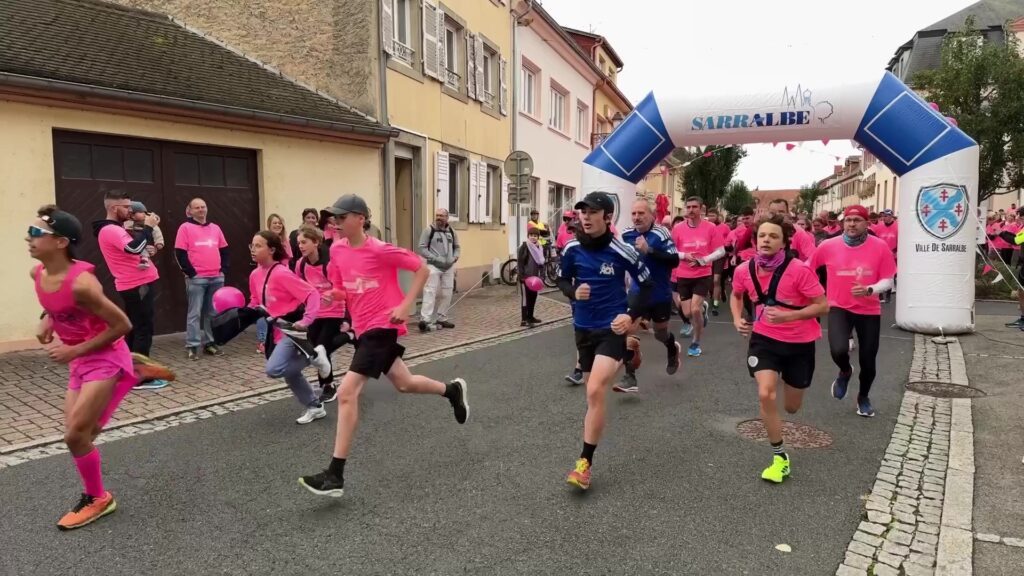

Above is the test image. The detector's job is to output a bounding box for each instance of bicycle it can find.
[500,245,560,287]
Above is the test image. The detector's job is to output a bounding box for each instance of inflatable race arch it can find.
[581,72,979,334]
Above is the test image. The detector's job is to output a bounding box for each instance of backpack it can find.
[748,256,803,311]
[427,225,455,252]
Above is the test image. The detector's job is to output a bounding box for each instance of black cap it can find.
[40,210,82,244]
[574,192,615,214]
[323,194,369,217]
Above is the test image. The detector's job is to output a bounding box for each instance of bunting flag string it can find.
[667,139,848,174]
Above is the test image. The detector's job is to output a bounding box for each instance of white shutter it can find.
[422,0,439,79]
[468,160,480,223]
[481,163,493,223]
[465,33,476,99]
[499,56,508,115]
[382,0,394,56]
[474,35,485,102]
[436,150,450,216]
[436,7,447,82]
[500,170,510,224]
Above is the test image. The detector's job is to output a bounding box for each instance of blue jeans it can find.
[255,318,268,345]
[265,337,320,407]
[185,275,224,349]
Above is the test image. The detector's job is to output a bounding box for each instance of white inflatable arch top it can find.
[582,72,979,334]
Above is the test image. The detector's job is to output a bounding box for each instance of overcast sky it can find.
[540,0,978,190]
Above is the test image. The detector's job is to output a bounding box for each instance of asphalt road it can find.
[0,304,912,576]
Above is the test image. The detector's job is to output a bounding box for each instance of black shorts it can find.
[638,300,674,323]
[676,276,713,300]
[349,328,405,379]
[574,328,627,372]
[746,332,816,389]
[712,258,725,275]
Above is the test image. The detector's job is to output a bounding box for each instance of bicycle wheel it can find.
[500,258,518,285]
[543,261,559,288]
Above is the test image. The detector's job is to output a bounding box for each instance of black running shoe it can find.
[667,341,682,375]
[447,378,469,424]
[298,471,344,497]
[564,369,584,386]
[320,383,338,404]
[418,320,429,333]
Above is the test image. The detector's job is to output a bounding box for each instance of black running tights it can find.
[827,308,881,399]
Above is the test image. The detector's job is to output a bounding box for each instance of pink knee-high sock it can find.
[73,449,105,497]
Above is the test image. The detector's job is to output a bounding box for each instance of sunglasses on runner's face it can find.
[28,225,56,238]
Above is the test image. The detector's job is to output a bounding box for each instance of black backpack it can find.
[748,255,803,311]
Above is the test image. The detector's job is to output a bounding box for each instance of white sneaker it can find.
[849,337,856,352]
[296,404,327,425]
[311,345,332,379]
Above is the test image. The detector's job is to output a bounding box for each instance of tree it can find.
[681,146,747,209]
[721,180,754,216]
[913,16,1024,201]
[795,181,826,214]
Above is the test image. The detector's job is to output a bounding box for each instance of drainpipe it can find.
[378,3,394,244]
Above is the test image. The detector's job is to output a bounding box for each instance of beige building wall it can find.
[0,100,381,345]
[110,0,381,117]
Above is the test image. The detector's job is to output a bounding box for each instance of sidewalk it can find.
[0,285,570,453]
[958,303,1024,575]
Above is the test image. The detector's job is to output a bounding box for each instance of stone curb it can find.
[0,316,573,467]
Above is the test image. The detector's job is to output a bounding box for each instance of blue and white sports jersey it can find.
[560,236,651,330]
[621,225,676,304]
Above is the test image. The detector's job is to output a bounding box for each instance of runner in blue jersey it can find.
[613,199,682,393]
[558,192,654,491]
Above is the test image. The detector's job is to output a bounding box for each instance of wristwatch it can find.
[867,287,874,295]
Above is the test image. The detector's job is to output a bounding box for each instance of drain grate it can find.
[736,419,833,449]
[906,381,986,398]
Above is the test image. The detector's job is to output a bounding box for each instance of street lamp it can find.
[611,111,625,128]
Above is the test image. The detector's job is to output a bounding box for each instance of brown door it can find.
[53,130,259,335]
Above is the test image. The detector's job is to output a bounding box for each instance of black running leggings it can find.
[827,308,881,399]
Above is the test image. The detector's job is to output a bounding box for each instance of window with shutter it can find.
[382,0,394,55]
[474,35,485,103]
[422,1,439,79]
[499,57,508,115]
[437,8,449,86]
[436,150,455,220]
[482,164,496,223]
[468,160,480,223]
[466,33,476,99]
[500,170,510,224]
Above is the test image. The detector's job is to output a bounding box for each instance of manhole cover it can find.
[736,419,833,449]
[906,381,986,398]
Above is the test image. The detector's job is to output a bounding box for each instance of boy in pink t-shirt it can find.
[807,205,896,418]
[730,215,828,483]
[299,195,469,498]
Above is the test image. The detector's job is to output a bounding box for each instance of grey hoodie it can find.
[418,224,460,270]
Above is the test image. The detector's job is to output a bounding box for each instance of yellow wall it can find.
[0,100,381,345]
[386,0,511,274]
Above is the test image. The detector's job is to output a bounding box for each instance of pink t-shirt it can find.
[555,224,574,250]
[790,227,817,262]
[825,224,841,235]
[97,223,159,291]
[327,237,423,337]
[872,221,899,252]
[248,262,318,342]
[296,257,346,319]
[672,220,723,278]
[988,222,1009,250]
[807,236,897,315]
[732,259,824,343]
[174,221,228,278]
[1005,222,1023,250]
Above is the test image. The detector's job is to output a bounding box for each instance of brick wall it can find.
[112,0,380,117]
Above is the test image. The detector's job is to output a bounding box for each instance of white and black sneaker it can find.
[319,383,338,404]
[296,404,327,425]
[311,345,332,379]
[298,471,344,497]
[447,378,469,424]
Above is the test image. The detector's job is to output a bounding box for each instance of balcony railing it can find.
[444,68,460,89]
[591,132,611,148]
[392,39,414,64]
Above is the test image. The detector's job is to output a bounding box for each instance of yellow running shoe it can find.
[57,491,117,530]
[131,353,176,382]
[566,458,591,490]
[761,455,791,483]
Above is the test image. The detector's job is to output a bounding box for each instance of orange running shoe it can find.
[131,353,176,382]
[57,492,116,530]
[566,458,591,490]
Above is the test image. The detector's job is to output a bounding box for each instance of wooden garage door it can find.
[53,130,259,336]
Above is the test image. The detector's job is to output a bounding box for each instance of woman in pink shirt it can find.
[295,225,354,404]
[299,194,469,498]
[248,230,328,425]
[730,214,828,484]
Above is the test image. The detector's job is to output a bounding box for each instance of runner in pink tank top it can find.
[28,206,139,531]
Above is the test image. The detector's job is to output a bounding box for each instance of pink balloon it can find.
[928,101,940,111]
[524,276,544,292]
[946,116,958,127]
[212,286,246,314]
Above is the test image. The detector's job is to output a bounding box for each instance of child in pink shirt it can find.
[248,230,327,425]
[729,215,828,484]
[299,194,469,498]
